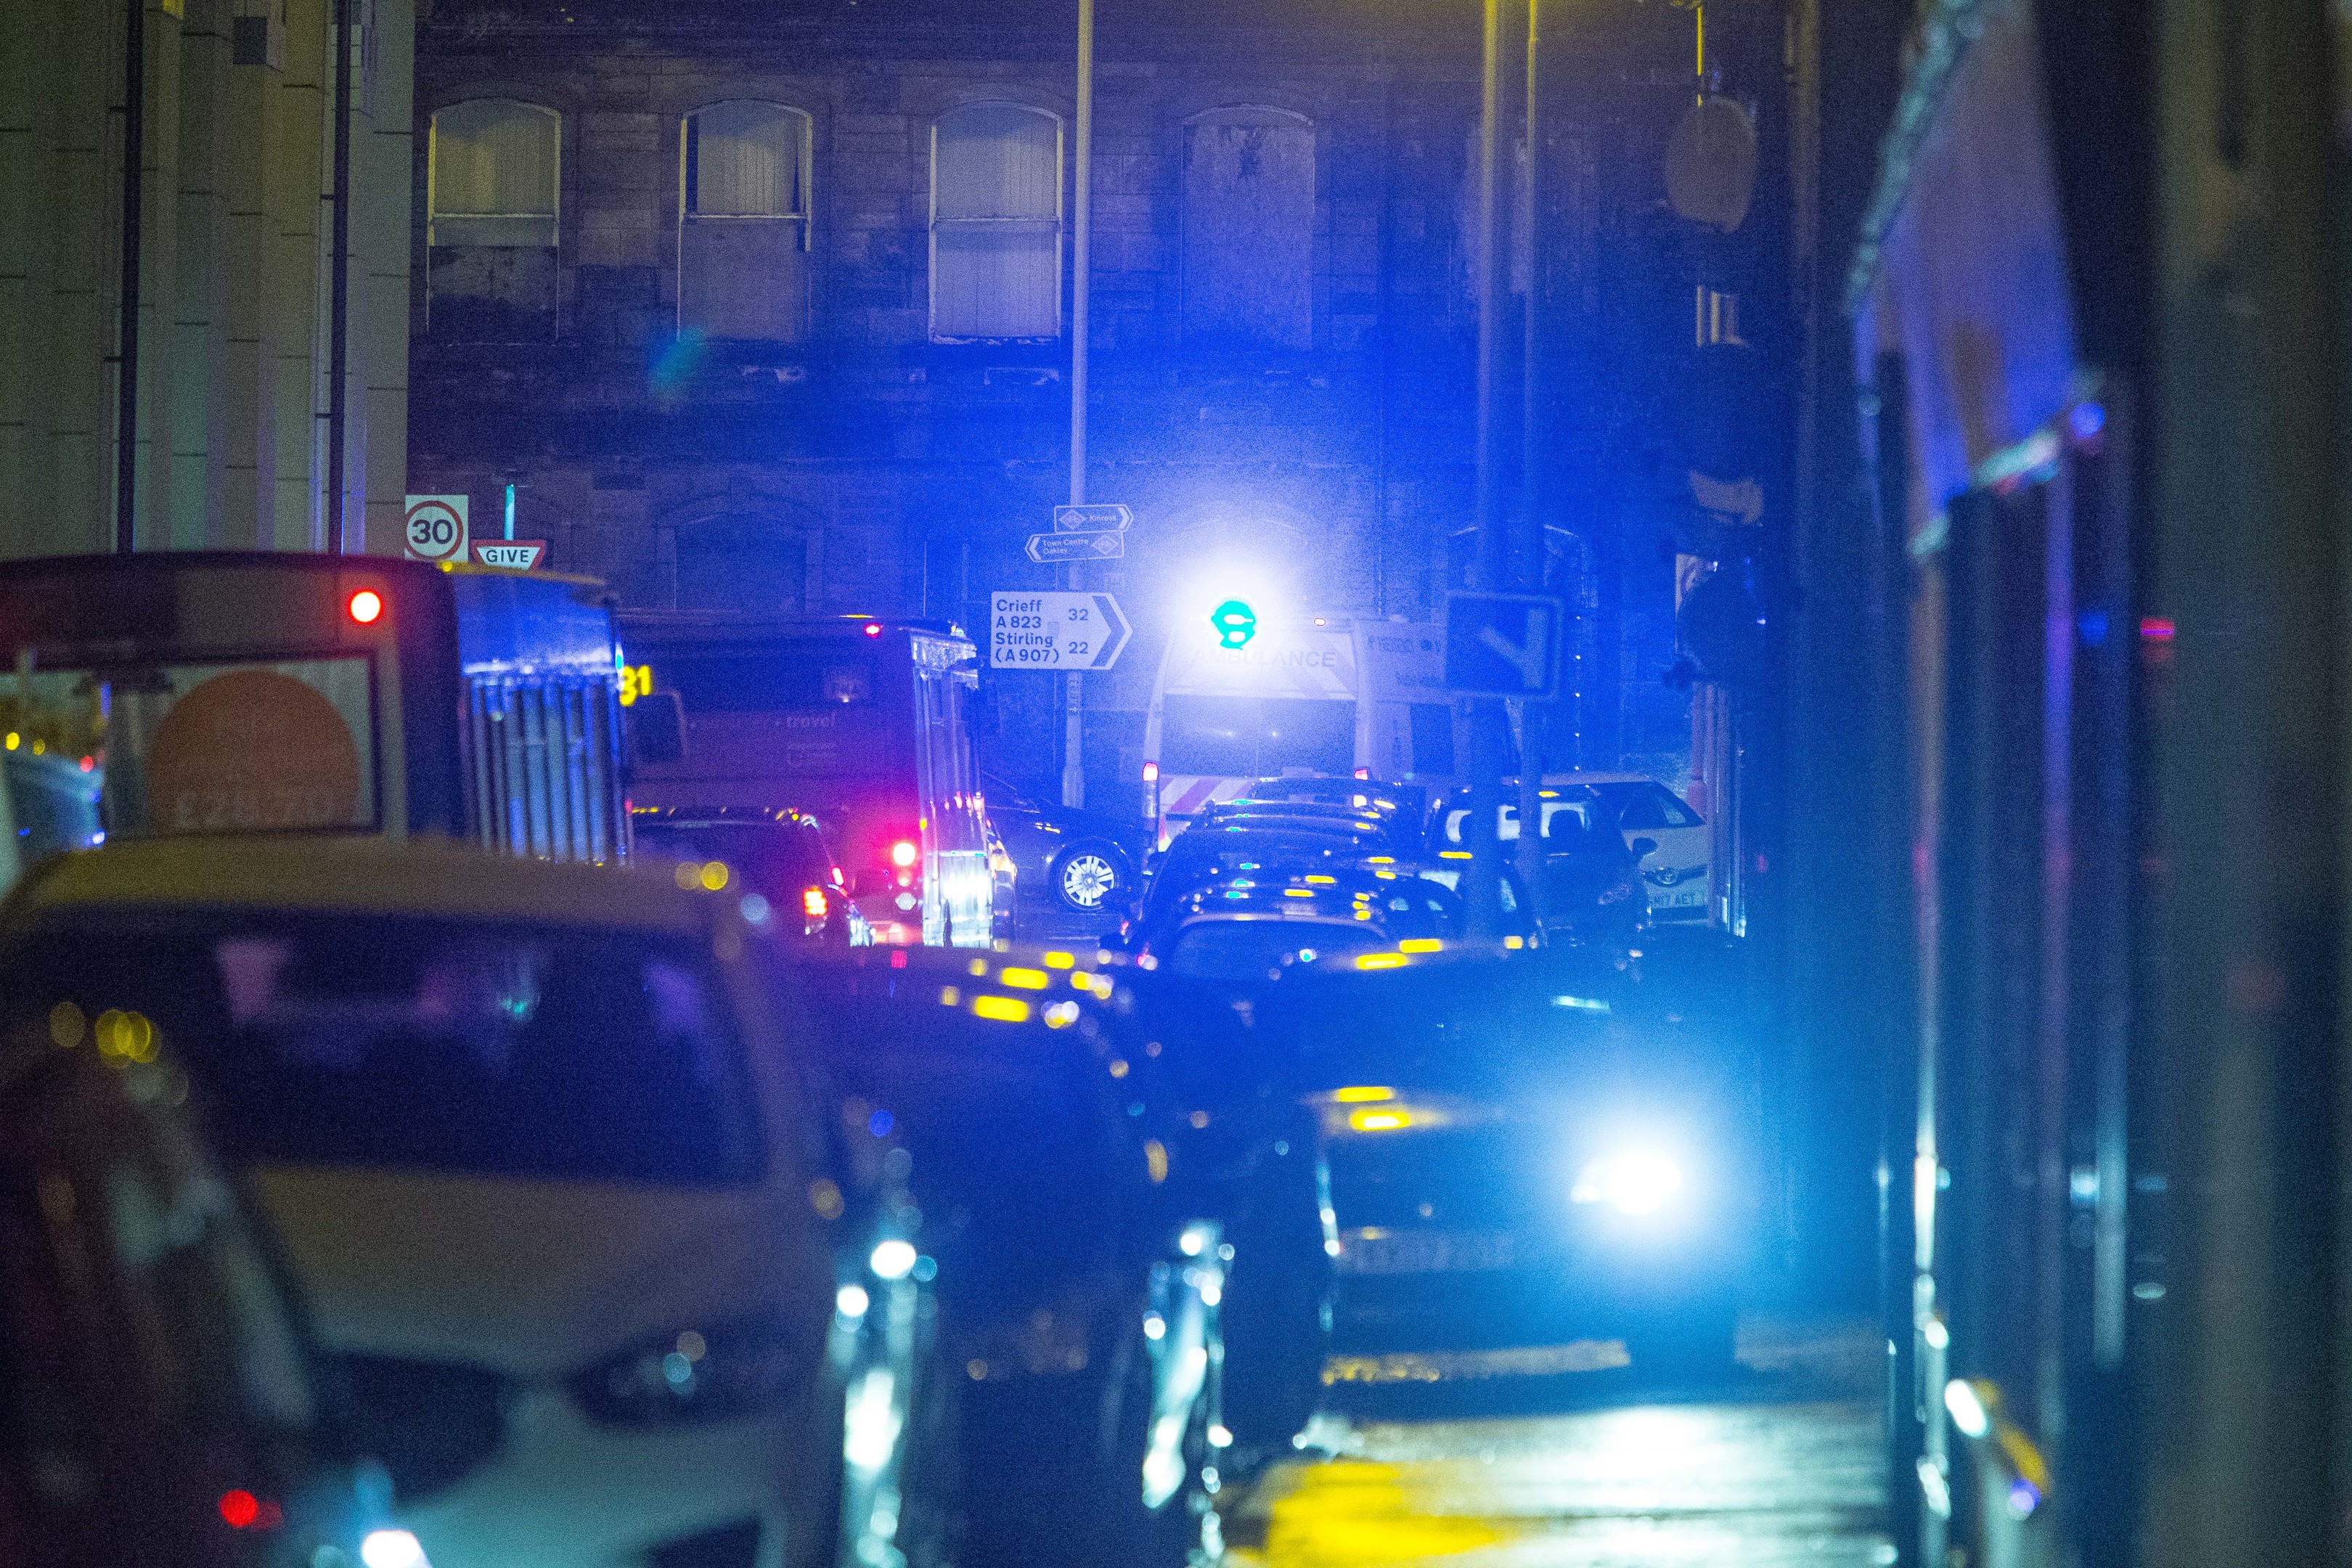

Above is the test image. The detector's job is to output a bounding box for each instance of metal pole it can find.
[113,0,145,553]
[1466,0,1510,937]
[1514,0,1548,920]
[1061,0,1093,809]
[326,0,356,552]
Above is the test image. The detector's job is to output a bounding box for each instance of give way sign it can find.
[473,540,548,571]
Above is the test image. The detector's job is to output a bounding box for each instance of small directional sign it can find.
[990,591,1132,671]
[1444,592,1564,697]
[1026,530,1125,564]
[1053,503,1132,533]
[472,539,548,571]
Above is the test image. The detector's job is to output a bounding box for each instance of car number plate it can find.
[1658,886,1706,907]
[1334,1229,1517,1276]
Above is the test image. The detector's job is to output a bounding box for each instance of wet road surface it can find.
[1217,1318,1890,1568]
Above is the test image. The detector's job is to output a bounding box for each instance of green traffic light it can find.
[1210,599,1258,648]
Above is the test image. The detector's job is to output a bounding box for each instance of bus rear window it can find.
[657,648,881,711]
[1161,695,1355,778]
[11,658,379,836]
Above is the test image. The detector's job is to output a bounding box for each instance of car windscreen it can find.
[1160,695,1355,777]
[1166,919,1394,980]
[1262,959,1632,1094]
[1595,782,1704,829]
[634,820,833,893]
[1,912,766,1185]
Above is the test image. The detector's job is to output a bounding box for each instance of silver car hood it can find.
[253,1165,825,1379]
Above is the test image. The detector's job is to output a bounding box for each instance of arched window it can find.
[1183,107,1314,348]
[930,105,1061,340]
[427,99,560,340]
[679,102,813,343]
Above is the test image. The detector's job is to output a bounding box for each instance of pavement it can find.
[1213,1315,1891,1568]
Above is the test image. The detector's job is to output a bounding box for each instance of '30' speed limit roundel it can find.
[403,495,469,563]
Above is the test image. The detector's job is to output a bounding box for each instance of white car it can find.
[1548,772,1712,923]
[1,838,846,1568]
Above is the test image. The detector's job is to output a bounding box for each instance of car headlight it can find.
[1570,1151,1686,1216]
[572,1315,809,1425]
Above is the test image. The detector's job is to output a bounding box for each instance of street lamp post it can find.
[1466,0,1519,937]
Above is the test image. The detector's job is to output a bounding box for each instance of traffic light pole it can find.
[1061,0,1094,810]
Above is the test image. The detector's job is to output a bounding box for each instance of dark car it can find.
[1191,801,1425,859]
[1255,946,1757,1373]
[1432,785,1646,955]
[0,998,393,1568]
[632,804,870,944]
[1220,776,1429,826]
[776,945,1222,1568]
[1134,874,1466,981]
[981,773,1140,918]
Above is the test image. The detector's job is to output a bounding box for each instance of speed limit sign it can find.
[402,495,470,563]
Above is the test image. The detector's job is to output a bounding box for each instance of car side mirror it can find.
[1629,836,1658,859]
[624,692,687,769]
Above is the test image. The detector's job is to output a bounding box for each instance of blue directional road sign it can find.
[1444,592,1564,697]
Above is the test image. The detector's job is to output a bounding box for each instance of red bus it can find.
[0,552,629,862]
[617,613,998,946]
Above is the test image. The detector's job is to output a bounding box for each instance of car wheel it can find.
[1052,842,1128,913]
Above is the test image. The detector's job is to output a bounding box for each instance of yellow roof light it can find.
[1397,938,1442,953]
[1440,850,1473,861]
[1503,934,1525,949]
[971,995,1032,1024]
[1283,888,1314,899]
[999,966,1050,990]
[1355,952,1408,971]
[1334,1085,1395,1103]
[1041,951,1076,969]
[1348,1107,1413,1133]
[1367,855,1395,865]
[1304,874,1336,884]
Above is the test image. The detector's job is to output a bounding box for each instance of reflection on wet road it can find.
[1221,1321,1890,1568]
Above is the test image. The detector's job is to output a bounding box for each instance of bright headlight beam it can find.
[1571,1151,1686,1215]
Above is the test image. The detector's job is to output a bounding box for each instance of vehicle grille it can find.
[334,1353,510,1502]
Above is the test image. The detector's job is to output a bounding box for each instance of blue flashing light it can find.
[2069,402,2106,441]
[2078,610,2110,647]
[867,1108,894,1138]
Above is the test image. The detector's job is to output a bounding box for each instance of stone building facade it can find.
[409,0,1781,799]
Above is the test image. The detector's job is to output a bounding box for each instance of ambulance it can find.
[1141,613,1452,844]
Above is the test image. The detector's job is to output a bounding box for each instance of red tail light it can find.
[1143,761,1159,783]
[803,887,829,920]
[862,622,883,637]
[1353,767,1370,780]
[346,589,384,624]
[889,839,918,869]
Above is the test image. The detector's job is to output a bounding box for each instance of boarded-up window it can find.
[931,105,1061,340]
[428,99,560,340]
[1183,108,1315,348]
[679,102,812,343]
